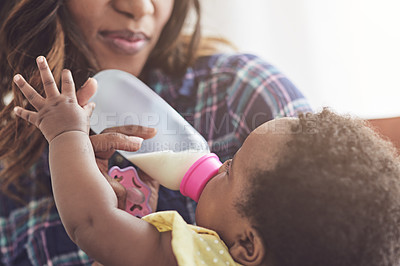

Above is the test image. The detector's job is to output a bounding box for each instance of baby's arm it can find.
[13,57,176,266]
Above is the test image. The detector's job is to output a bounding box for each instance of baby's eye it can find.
[225,159,232,175]
[218,159,232,175]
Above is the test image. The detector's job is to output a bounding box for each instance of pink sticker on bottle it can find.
[108,166,152,218]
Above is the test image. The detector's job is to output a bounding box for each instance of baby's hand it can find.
[13,56,95,143]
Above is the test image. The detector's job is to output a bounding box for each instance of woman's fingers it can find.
[101,125,157,140]
[13,106,38,126]
[90,133,144,159]
[136,169,159,212]
[61,69,76,98]
[107,177,127,210]
[13,74,45,110]
[77,78,97,107]
[36,56,60,98]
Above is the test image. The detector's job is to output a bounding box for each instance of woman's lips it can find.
[99,30,149,55]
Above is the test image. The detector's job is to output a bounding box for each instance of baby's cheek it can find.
[196,186,214,219]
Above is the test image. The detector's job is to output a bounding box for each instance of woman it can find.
[0,0,311,265]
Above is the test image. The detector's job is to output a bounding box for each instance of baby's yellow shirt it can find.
[142,211,242,266]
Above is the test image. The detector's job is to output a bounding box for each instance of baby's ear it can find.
[229,228,266,265]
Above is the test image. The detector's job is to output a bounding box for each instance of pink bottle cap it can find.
[180,153,222,202]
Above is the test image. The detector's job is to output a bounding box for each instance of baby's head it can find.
[196,108,400,266]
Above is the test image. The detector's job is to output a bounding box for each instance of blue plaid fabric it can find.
[0,53,311,265]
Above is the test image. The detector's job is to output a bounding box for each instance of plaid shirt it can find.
[0,53,311,265]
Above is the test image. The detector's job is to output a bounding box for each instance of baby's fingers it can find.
[61,69,77,98]
[37,56,60,98]
[13,106,38,126]
[13,74,45,110]
[76,78,97,107]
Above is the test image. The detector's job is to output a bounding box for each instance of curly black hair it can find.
[238,108,400,266]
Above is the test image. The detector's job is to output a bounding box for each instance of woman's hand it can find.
[90,125,158,209]
[77,77,159,210]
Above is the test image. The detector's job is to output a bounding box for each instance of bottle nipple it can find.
[180,153,222,202]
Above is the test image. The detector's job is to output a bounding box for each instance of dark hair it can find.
[0,0,202,202]
[238,108,400,266]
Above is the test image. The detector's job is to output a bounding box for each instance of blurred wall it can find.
[200,0,400,118]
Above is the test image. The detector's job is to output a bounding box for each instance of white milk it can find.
[127,150,208,190]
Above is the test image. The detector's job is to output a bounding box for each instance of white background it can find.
[199,0,400,118]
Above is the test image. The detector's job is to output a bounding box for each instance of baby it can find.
[13,56,400,266]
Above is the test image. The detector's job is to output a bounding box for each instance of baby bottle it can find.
[89,70,222,203]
